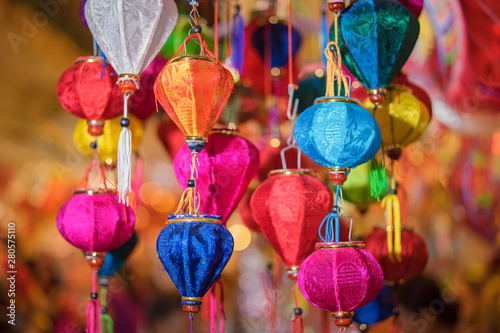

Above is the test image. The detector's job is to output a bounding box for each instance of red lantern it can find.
[173,129,260,224]
[297,242,383,329]
[250,169,332,278]
[364,228,428,282]
[57,56,123,136]
[238,188,261,233]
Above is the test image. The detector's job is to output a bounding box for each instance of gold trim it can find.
[87,120,104,125]
[74,57,104,64]
[209,129,241,137]
[168,217,222,224]
[74,189,107,195]
[185,136,207,142]
[170,55,216,64]
[316,242,365,250]
[84,251,105,259]
[182,296,203,302]
[329,167,351,173]
[119,73,140,80]
[368,88,387,96]
[332,311,354,318]
[313,97,361,106]
[268,169,318,177]
[286,266,300,272]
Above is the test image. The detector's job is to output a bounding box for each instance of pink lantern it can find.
[298,242,383,329]
[174,129,260,224]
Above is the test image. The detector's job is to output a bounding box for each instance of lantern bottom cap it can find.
[332,311,354,328]
[84,251,106,270]
[286,265,300,280]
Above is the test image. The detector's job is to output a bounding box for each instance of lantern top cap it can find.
[315,241,365,250]
[73,56,105,64]
[313,96,361,106]
[169,55,218,65]
[268,168,318,178]
[209,128,241,136]
[167,214,222,225]
[73,189,115,195]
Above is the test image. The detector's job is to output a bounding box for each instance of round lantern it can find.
[294,97,381,184]
[353,284,395,326]
[156,215,233,314]
[129,55,168,121]
[362,84,430,160]
[364,228,428,282]
[57,56,123,136]
[154,53,234,153]
[238,187,261,233]
[335,0,420,104]
[174,129,260,225]
[57,190,135,253]
[298,241,383,328]
[250,169,332,278]
[74,114,143,166]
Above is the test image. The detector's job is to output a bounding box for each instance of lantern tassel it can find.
[381,179,402,262]
[175,153,201,215]
[117,92,132,206]
[86,270,101,333]
[319,185,342,243]
[231,2,245,75]
[369,147,388,201]
[291,283,304,333]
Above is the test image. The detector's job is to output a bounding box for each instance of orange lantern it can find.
[154,34,234,153]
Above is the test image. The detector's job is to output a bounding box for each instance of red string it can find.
[288,0,293,86]
[79,160,109,190]
[291,283,304,333]
[214,0,219,60]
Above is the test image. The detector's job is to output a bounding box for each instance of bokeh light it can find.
[228,224,252,252]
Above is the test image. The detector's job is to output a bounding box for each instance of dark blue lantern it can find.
[156,215,234,314]
[251,21,302,68]
[353,284,395,326]
[98,231,138,278]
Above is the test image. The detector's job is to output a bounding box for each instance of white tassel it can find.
[117,93,132,205]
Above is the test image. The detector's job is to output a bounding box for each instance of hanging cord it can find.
[186,4,203,55]
[291,283,304,333]
[86,270,102,333]
[214,0,219,60]
[190,313,194,333]
[381,178,402,262]
[209,280,225,333]
[324,12,349,98]
[320,2,328,68]
[100,281,114,333]
[319,186,353,243]
[175,153,201,215]
[369,145,388,201]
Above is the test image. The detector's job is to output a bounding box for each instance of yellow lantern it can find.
[363,84,430,160]
[74,114,143,166]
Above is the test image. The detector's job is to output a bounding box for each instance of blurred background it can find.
[1,0,500,332]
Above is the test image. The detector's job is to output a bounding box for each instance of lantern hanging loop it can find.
[186,4,203,55]
[318,185,353,243]
[325,26,349,98]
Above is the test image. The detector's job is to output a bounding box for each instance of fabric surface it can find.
[56,192,135,252]
[353,284,394,325]
[250,21,302,69]
[74,114,143,165]
[338,161,388,206]
[174,131,260,225]
[85,0,178,75]
[129,55,167,120]
[336,0,420,90]
[297,244,383,313]
[364,228,428,281]
[156,216,234,303]
[250,172,332,268]
[154,57,234,138]
[363,84,430,147]
[57,57,123,121]
[397,0,423,17]
[98,231,138,278]
[294,97,381,169]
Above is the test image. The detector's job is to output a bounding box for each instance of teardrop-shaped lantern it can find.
[250,169,332,279]
[173,129,260,225]
[156,215,233,314]
[335,0,420,104]
[57,56,123,136]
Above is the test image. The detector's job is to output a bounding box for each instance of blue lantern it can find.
[98,231,138,278]
[353,284,395,326]
[156,215,234,314]
[294,97,381,172]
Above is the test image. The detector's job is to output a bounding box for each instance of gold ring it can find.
[332,311,354,318]
[182,297,203,302]
[268,169,318,178]
[314,97,361,105]
[168,217,222,224]
[170,55,216,64]
[119,73,140,80]
[315,242,365,250]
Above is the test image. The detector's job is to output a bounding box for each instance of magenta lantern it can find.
[174,129,260,225]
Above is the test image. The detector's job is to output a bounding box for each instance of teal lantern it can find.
[334,0,420,104]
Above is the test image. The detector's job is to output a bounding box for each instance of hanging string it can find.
[86,270,102,333]
[100,282,114,333]
[291,283,304,333]
[369,145,388,201]
[209,280,225,333]
[190,313,194,333]
[214,0,219,60]
[324,12,349,98]
[175,153,201,215]
[381,178,402,262]
[319,185,344,243]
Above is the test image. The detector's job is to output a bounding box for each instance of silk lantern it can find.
[129,55,168,121]
[362,84,430,160]
[335,0,420,104]
[74,115,143,166]
[364,228,428,282]
[157,215,233,315]
[250,169,332,279]
[174,129,260,225]
[154,35,234,153]
[298,241,383,329]
[57,56,123,136]
[85,0,178,203]
[353,284,395,326]
[397,0,423,17]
